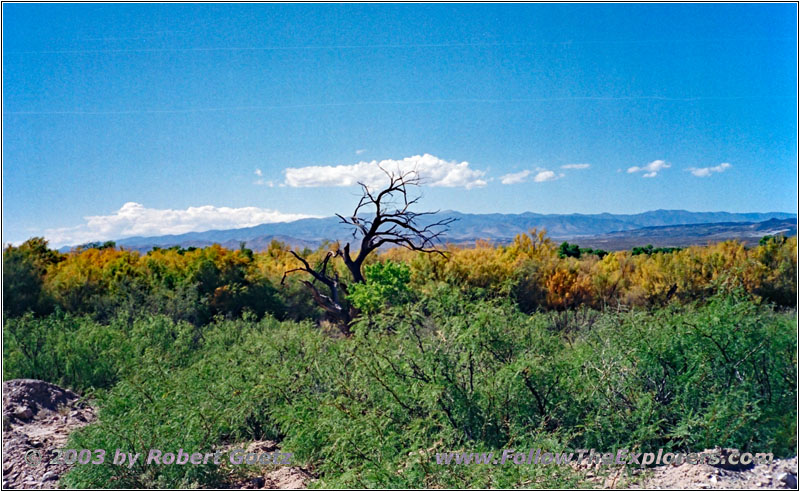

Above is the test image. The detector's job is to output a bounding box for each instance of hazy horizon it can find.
[18,207,797,249]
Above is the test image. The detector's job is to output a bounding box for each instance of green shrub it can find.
[3,313,128,392]
[3,290,794,488]
[347,260,412,315]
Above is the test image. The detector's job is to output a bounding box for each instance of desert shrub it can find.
[61,315,325,488]
[508,259,549,313]
[274,291,795,487]
[561,292,796,455]
[754,235,797,306]
[3,312,129,392]
[347,260,412,315]
[3,311,216,394]
[275,278,325,322]
[441,240,517,294]
[545,262,594,310]
[2,261,795,488]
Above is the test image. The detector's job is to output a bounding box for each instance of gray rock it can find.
[246,440,278,453]
[13,406,33,420]
[777,472,797,489]
[42,471,58,481]
[3,379,81,417]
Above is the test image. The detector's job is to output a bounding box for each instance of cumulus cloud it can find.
[284,154,488,189]
[627,160,670,178]
[533,170,564,182]
[561,163,591,170]
[254,168,263,177]
[43,202,318,247]
[688,162,731,177]
[500,170,531,185]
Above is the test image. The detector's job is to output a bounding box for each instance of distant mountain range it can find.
[95,210,797,253]
[574,217,796,250]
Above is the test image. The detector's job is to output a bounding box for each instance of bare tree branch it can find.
[282,167,454,333]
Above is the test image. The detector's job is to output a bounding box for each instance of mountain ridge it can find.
[71,209,797,253]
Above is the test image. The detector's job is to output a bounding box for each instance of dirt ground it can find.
[2,379,96,489]
[631,455,798,490]
[572,450,797,489]
[216,439,315,489]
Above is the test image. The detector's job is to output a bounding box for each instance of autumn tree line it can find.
[3,230,796,325]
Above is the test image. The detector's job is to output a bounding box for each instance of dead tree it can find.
[282,168,455,333]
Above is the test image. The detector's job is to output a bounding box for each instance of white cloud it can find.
[688,162,731,177]
[533,170,564,182]
[43,202,318,247]
[627,159,671,177]
[501,168,566,184]
[561,163,591,170]
[500,170,531,185]
[253,169,274,186]
[355,149,367,155]
[284,154,488,189]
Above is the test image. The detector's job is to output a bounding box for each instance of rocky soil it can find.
[633,455,798,490]
[2,379,96,489]
[217,440,314,489]
[573,450,798,489]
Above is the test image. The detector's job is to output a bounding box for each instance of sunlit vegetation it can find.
[2,231,796,488]
[4,231,795,324]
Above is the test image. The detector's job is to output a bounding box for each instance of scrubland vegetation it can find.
[2,230,797,488]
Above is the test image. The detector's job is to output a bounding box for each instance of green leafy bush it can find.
[2,290,785,488]
[347,260,412,315]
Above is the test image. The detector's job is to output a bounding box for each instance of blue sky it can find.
[3,3,797,246]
